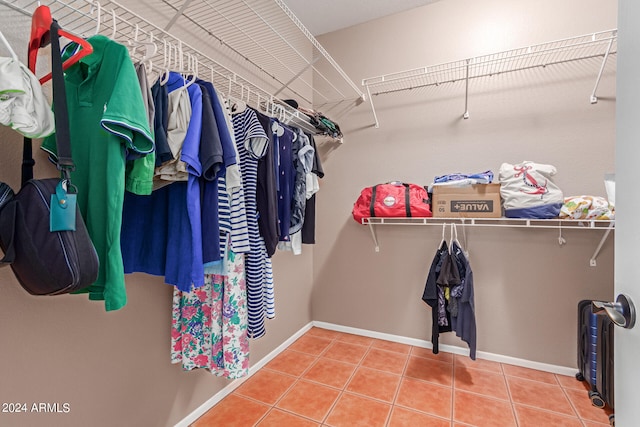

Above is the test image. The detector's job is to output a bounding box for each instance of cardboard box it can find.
[432,183,502,218]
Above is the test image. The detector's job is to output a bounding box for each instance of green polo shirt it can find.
[42,35,154,311]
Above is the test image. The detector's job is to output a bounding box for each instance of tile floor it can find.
[192,327,614,427]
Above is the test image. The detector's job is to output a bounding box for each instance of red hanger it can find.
[28,5,94,84]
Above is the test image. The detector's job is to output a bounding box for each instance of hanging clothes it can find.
[255,111,280,257]
[422,229,477,360]
[232,108,272,338]
[276,123,295,243]
[0,31,54,138]
[171,233,250,379]
[42,35,154,311]
[422,240,453,354]
[449,241,477,360]
[301,133,324,245]
[124,61,156,196]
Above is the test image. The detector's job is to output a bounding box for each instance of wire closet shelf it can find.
[361,217,614,267]
[362,29,617,127]
[0,0,364,134]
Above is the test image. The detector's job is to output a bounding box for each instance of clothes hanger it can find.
[158,39,172,85]
[84,0,101,37]
[229,83,247,114]
[28,4,94,85]
[128,25,157,65]
[438,222,447,249]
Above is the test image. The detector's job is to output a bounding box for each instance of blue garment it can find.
[197,80,237,174]
[166,73,204,289]
[449,242,477,360]
[196,82,223,266]
[121,182,195,292]
[504,203,563,219]
[121,186,169,277]
[277,125,294,241]
[434,170,493,184]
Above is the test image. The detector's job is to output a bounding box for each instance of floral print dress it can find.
[171,234,250,379]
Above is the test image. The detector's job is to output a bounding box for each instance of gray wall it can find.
[313,0,617,367]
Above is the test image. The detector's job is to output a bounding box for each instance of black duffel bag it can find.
[0,20,98,295]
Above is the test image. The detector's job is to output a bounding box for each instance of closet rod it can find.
[362,29,617,127]
[0,0,318,134]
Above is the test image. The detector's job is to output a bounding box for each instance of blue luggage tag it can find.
[50,180,76,232]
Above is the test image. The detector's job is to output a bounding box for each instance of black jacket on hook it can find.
[422,241,453,355]
[422,240,477,360]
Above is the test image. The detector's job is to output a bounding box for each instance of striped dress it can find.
[232,108,273,338]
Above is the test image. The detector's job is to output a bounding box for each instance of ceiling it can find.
[283,0,441,36]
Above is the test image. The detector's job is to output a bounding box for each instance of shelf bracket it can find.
[463,58,470,119]
[367,222,380,252]
[590,36,615,104]
[365,83,380,128]
[590,222,614,267]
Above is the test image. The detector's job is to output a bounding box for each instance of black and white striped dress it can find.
[232,108,272,338]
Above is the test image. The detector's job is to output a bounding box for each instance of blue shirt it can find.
[166,73,204,290]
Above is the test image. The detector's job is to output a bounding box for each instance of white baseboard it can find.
[176,320,576,426]
[312,321,577,377]
[174,322,313,427]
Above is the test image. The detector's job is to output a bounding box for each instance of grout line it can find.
[502,363,521,427]
[451,358,456,426]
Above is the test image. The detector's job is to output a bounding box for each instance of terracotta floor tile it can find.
[192,394,270,427]
[564,387,614,424]
[410,346,454,363]
[371,339,411,354]
[387,406,450,427]
[302,357,356,389]
[556,373,591,391]
[506,376,575,416]
[265,349,317,377]
[323,341,369,365]
[502,363,559,385]
[336,333,374,347]
[305,327,343,341]
[234,369,296,405]
[405,356,454,387]
[275,380,340,422]
[453,390,517,427]
[256,409,320,427]
[346,366,401,402]
[513,404,583,427]
[395,377,452,419]
[324,392,391,427]
[361,348,409,375]
[454,366,509,400]
[454,354,502,373]
[288,335,333,356]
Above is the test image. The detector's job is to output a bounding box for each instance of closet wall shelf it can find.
[362,29,617,127]
[361,217,614,266]
[0,0,362,135]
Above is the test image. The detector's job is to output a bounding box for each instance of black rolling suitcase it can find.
[576,300,615,427]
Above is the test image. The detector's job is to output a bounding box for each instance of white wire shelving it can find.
[362,30,618,127]
[0,0,364,135]
[134,0,365,118]
[361,217,614,267]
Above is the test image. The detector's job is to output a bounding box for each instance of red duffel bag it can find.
[352,182,432,223]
